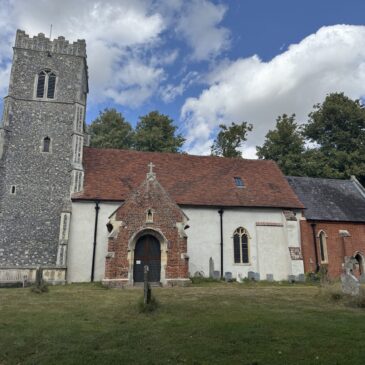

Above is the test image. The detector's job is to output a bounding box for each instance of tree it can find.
[134,111,185,152]
[303,92,365,183]
[89,108,134,149]
[256,114,305,175]
[211,122,253,158]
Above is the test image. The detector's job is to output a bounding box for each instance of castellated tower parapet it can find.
[15,30,86,57]
[0,29,89,283]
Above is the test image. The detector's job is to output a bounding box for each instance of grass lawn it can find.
[0,282,364,365]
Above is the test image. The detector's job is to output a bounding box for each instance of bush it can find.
[190,276,221,284]
[138,295,159,313]
[31,282,49,294]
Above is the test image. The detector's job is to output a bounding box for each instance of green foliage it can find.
[256,114,305,175]
[303,93,365,183]
[89,108,134,149]
[211,121,253,158]
[256,93,365,183]
[31,282,49,294]
[134,111,185,152]
[190,276,221,284]
[138,295,159,313]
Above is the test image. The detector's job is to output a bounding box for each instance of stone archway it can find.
[127,228,168,286]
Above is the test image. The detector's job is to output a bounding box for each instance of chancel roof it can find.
[286,176,365,222]
[73,147,304,209]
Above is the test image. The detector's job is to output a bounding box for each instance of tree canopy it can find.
[89,108,134,149]
[134,111,185,153]
[256,93,365,184]
[211,122,253,158]
[256,114,306,176]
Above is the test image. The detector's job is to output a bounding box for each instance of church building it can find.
[0,30,305,286]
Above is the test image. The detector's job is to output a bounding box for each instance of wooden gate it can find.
[133,235,161,282]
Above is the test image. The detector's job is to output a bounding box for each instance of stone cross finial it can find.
[147,162,156,180]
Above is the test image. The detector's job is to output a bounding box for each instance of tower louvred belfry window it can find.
[36,70,56,99]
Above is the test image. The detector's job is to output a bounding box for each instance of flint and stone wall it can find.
[0,30,88,280]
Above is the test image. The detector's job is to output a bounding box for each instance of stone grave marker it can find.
[213,271,220,280]
[288,275,296,283]
[224,272,232,282]
[209,257,214,278]
[266,274,274,282]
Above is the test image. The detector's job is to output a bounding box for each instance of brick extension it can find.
[103,170,189,287]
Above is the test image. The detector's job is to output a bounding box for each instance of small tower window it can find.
[234,177,244,187]
[36,71,46,98]
[36,70,56,99]
[43,137,51,152]
[47,72,56,98]
[10,185,16,195]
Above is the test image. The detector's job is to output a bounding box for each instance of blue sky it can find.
[1,0,365,157]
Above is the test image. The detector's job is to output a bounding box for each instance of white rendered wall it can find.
[67,201,121,282]
[68,202,304,282]
[182,207,303,281]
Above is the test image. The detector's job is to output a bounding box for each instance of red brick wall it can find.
[104,177,189,281]
[300,220,365,278]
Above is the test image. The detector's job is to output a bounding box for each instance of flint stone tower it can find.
[0,30,88,283]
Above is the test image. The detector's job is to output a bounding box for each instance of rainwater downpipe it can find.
[310,222,319,272]
[91,200,100,282]
[218,208,224,278]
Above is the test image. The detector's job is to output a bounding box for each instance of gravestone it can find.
[213,271,220,280]
[224,272,232,282]
[209,257,214,278]
[341,257,360,296]
[254,273,260,281]
[266,274,274,282]
[298,274,306,283]
[248,271,255,281]
[288,275,296,283]
[194,271,204,277]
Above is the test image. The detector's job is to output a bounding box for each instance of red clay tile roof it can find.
[73,147,304,209]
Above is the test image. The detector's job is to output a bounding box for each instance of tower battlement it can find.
[15,29,86,57]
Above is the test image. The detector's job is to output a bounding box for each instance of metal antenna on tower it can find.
[49,24,53,39]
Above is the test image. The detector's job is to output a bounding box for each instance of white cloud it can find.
[181,25,365,155]
[176,0,230,61]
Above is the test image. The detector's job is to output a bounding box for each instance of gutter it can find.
[91,201,100,282]
[218,208,224,278]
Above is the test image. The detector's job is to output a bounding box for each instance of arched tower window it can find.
[233,227,249,264]
[36,70,56,99]
[43,137,51,152]
[318,231,328,263]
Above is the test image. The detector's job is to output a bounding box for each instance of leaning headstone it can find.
[213,271,221,280]
[266,274,274,282]
[288,275,296,283]
[298,274,306,283]
[254,272,260,281]
[224,272,232,282]
[248,271,256,281]
[341,273,360,296]
[209,257,214,278]
[194,271,204,277]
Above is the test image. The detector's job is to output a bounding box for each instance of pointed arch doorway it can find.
[133,234,161,283]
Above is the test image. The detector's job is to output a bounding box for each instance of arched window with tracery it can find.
[318,230,328,263]
[36,70,56,99]
[233,227,249,264]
